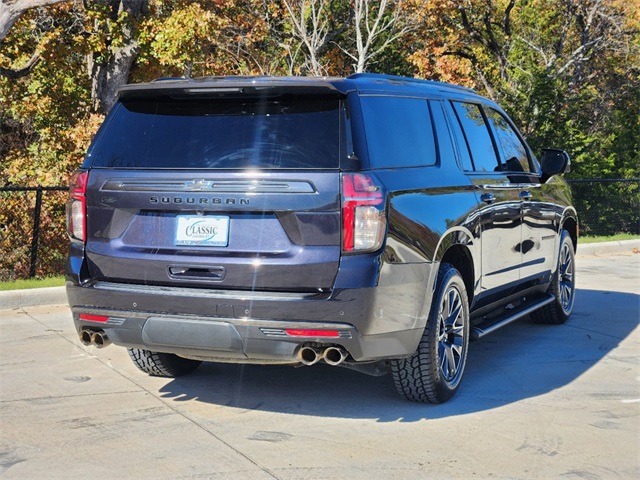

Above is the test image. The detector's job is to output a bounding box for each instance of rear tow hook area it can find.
[79,328,112,349]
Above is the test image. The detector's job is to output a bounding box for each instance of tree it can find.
[1,0,638,279]
[84,0,149,114]
[0,0,69,78]
[343,0,415,73]
[282,0,335,75]
[409,0,639,177]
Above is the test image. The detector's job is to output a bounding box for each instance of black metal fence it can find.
[0,186,69,279]
[566,178,640,237]
[0,178,638,280]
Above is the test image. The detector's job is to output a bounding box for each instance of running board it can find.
[471,294,555,341]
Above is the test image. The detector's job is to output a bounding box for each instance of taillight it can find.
[66,171,88,242]
[341,173,386,253]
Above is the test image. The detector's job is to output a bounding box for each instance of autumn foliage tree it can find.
[408,0,639,177]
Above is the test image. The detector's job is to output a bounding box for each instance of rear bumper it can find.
[66,281,423,363]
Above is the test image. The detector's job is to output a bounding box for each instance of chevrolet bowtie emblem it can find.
[185,180,212,191]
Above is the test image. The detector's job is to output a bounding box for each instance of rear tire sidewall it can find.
[128,348,202,377]
[391,263,470,403]
[426,267,470,401]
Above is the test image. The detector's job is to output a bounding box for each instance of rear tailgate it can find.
[85,169,340,291]
[82,88,345,292]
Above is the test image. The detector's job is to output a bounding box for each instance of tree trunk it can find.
[87,0,148,114]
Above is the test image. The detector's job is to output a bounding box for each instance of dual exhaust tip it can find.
[79,329,111,349]
[298,345,348,366]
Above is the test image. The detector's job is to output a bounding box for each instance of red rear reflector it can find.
[285,329,340,337]
[79,314,109,323]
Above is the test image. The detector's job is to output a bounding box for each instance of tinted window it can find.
[486,108,531,173]
[430,100,461,169]
[451,102,499,172]
[90,96,341,169]
[442,101,473,171]
[360,96,437,168]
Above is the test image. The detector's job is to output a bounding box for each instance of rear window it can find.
[90,96,341,169]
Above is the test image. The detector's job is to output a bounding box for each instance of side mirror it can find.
[540,148,570,181]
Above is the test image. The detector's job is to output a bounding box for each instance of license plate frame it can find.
[175,215,230,247]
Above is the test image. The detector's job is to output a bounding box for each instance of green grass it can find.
[0,276,65,291]
[581,233,640,243]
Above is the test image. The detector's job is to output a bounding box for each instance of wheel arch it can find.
[561,207,579,252]
[433,227,477,306]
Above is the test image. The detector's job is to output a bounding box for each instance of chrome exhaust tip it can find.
[79,329,93,346]
[298,346,322,366]
[91,331,111,349]
[323,346,348,366]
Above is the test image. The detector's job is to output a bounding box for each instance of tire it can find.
[391,263,470,403]
[128,348,202,377]
[531,230,576,325]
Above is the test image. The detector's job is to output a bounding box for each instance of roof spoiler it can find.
[118,76,345,100]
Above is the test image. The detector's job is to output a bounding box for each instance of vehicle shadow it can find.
[157,288,638,421]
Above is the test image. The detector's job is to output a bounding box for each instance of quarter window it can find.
[429,101,458,168]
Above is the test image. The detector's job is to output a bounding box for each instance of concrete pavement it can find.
[0,252,638,479]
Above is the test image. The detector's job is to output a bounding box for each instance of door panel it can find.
[519,181,560,284]
[471,176,522,294]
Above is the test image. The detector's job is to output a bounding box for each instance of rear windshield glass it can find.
[89,96,341,169]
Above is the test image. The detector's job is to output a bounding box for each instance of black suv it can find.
[66,73,577,403]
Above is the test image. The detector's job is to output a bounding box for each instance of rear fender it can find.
[387,227,476,341]
[430,227,478,304]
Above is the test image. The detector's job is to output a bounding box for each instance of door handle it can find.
[520,190,532,201]
[480,193,495,204]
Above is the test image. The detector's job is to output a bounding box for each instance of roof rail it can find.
[347,73,475,93]
[151,77,188,82]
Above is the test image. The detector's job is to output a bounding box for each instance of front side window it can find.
[450,102,500,172]
[360,96,437,168]
[486,108,532,173]
[90,96,341,169]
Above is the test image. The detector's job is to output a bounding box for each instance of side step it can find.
[470,294,555,341]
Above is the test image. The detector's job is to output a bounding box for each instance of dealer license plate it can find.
[175,215,229,246]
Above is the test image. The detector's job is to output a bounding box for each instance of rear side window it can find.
[360,96,437,168]
[90,96,341,169]
[450,102,500,172]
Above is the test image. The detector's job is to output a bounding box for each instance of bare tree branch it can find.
[282,0,331,75]
[503,0,515,37]
[348,0,415,73]
[0,0,68,41]
[0,50,38,78]
[0,0,70,79]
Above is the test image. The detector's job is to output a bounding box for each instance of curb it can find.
[1,240,638,311]
[576,239,640,257]
[0,286,67,310]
